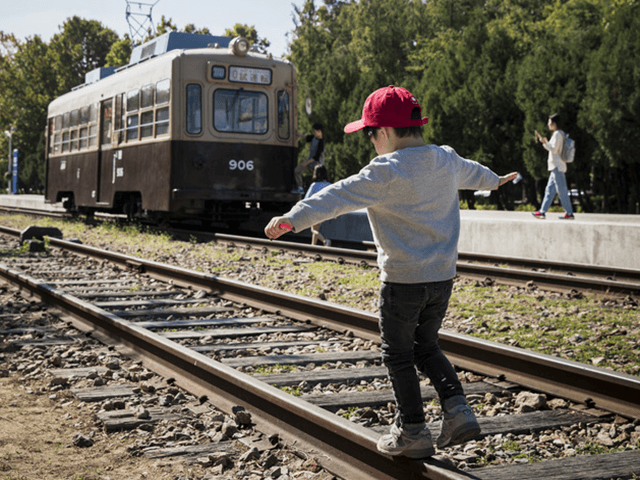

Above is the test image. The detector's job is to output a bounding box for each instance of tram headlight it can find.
[230,37,250,57]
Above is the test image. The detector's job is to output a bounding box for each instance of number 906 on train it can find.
[44,32,301,226]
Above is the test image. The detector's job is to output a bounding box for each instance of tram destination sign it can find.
[229,66,272,85]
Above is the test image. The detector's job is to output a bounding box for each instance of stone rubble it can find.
[0,232,639,479]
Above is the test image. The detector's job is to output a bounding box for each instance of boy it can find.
[265,85,518,458]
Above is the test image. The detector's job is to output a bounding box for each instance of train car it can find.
[44,32,300,226]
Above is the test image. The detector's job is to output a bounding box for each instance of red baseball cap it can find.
[344,85,429,133]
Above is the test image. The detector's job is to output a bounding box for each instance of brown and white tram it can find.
[45,32,300,225]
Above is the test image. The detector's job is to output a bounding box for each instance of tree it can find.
[0,19,119,193]
[580,1,640,213]
[0,34,58,191]
[105,36,133,67]
[224,24,271,53]
[515,0,603,211]
[290,0,433,181]
[48,16,119,94]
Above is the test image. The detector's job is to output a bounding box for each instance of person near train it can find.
[303,164,332,246]
[532,113,575,219]
[265,85,518,458]
[292,122,325,194]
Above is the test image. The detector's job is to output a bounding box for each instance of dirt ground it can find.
[0,374,207,480]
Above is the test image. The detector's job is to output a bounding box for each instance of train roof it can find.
[129,32,231,65]
[76,32,264,90]
[49,35,294,115]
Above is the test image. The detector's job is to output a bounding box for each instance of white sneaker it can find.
[377,423,435,458]
[436,403,481,448]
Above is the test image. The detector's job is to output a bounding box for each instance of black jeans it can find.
[379,279,464,426]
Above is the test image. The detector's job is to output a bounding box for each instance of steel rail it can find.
[0,205,67,218]
[16,232,639,421]
[457,251,640,284]
[0,243,473,479]
[455,262,640,296]
[4,211,639,294]
[2,228,640,419]
[175,230,640,296]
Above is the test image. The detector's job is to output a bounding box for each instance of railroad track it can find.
[1,227,639,479]
[174,229,640,298]
[2,204,639,297]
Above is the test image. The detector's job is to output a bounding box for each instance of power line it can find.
[125,0,160,43]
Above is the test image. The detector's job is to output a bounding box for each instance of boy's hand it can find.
[265,217,293,239]
[498,172,519,187]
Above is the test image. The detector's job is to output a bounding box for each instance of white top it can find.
[544,130,566,172]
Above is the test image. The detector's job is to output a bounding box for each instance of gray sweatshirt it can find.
[286,144,500,283]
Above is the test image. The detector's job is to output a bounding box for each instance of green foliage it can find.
[48,17,119,94]
[290,0,432,180]
[224,24,271,53]
[578,1,640,212]
[0,33,58,192]
[105,37,133,67]
[279,385,304,396]
[1,1,639,212]
[290,0,639,213]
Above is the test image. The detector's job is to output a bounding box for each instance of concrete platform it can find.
[458,210,640,270]
[1,195,638,270]
[0,194,65,212]
[319,209,640,271]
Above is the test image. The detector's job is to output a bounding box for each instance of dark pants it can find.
[379,279,464,426]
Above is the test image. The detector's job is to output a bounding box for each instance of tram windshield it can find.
[214,89,267,134]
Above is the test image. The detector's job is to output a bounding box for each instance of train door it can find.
[97,98,113,205]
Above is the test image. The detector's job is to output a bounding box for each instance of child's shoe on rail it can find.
[436,396,481,448]
[377,422,435,458]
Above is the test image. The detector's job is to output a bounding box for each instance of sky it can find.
[1,0,306,58]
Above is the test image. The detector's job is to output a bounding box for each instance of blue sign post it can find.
[11,149,18,194]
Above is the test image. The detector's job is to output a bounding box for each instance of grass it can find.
[1,213,638,378]
[279,385,304,396]
[254,364,298,375]
[449,284,640,375]
[340,406,359,419]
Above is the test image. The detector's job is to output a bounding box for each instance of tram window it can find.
[88,125,97,147]
[114,94,125,143]
[47,120,54,155]
[186,84,202,135]
[156,79,170,105]
[214,89,267,134]
[53,133,61,154]
[211,66,225,79]
[127,89,139,112]
[141,84,154,109]
[79,127,88,149]
[277,91,290,139]
[80,106,89,125]
[126,114,139,141]
[62,112,70,129]
[140,111,154,138]
[156,107,170,136]
[70,110,79,127]
[54,115,62,131]
[100,101,113,146]
[89,103,98,123]
[62,132,69,152]
[69,130,78,151]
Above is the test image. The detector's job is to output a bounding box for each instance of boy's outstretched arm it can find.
[497,172,519,188]
[265,216,293,239]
